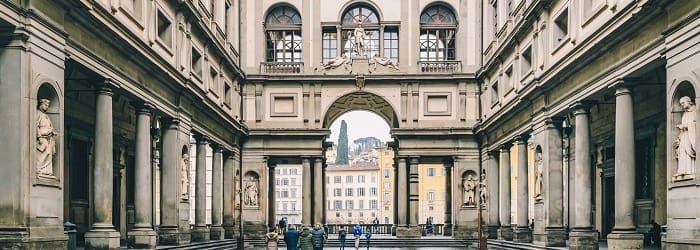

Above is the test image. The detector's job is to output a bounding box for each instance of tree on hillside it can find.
[336,120,349,165]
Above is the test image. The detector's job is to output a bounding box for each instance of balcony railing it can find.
[261,62,304,74]
[418,61,462,73]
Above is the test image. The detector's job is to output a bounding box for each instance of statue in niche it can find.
[180,154,190,199]
[534,151,544,200]
[314,54,352,74]
[369,54,399,72]
[479,169,487,206]
[244,176,259,207]
[463,174,476,207]
[36,99,56,176]
[353,22,368,57]
[674,96,697,180]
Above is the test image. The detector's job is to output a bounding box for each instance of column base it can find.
[513,227,532,243]
[443,223,453,236]
[210,225,224,240]
[486,225,499,239]
[191,226,210,242]
[497,226,513,241]
[396,225,421,238]
[84,225,120,250]
[453,224,478,239]
[607,231,643,249]
[127,228,156,249]
[0,228,66,249]
[569,229,599,250]
[223,225,235,239]
[533,227,567,247]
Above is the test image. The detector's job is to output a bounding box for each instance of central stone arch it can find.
[323,90,399,128]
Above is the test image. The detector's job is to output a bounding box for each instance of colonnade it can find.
[485,86,643,248]
[81,81,242,249]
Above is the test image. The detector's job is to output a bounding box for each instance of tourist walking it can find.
[285,225,300,250]
[265,228,279,250]
[311,223,327,250]
[338,226,348,250]
[298,227,314,250]
[364,230,372,250]
[353,224,363,250]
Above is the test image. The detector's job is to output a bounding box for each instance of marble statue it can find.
[353,22,367,56]
[181,154,190,199]
[674,96,697,180]
[36,99,56,176]
[463,175,476,207]
[369,54,399,72]
[244,177,259,207]
[534,151,543,200]
[479,169,487,206]
[315,54,352,74]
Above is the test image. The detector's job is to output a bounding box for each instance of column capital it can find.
[211,144,223,152]
[136,102,154,116]
[614,86,633,96]
[570,101,594,115]
[513,134,530,144]
[195,134,210,144]
[500,143,512,152]
[95,81,114,96]
[409,157,420,165]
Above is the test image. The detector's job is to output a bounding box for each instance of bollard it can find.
[64,222,77,250]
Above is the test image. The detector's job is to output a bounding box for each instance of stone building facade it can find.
[0,0,699,249]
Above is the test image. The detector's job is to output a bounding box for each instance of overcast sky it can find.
[328,110,392,144]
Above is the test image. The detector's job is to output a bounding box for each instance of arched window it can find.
[419,5,456,61]
[265,5,302,62]
[321,5,399,64]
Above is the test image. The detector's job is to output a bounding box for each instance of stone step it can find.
[481,239,569,250]
[156,239,237,250]
[247,238,474,248]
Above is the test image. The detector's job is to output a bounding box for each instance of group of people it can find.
[266,222,372,250]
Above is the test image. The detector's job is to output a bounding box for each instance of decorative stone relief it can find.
[314,54,352,74]
[479,169,487,206]
[673,96,696,181]
[36,99,56,177]
[369,55,399,72]
[181,153,190,200]
[244,176,259,207]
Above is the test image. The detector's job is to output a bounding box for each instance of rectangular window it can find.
[290,189,296,198]
[291,202,296,210]
[521,45,532,76]
[358,188,365,196]
[334,200,342,210]
[428,191,435,201]
[191,48,202,77]
[334,188,341,197]
[282,179,289,186]
[348,212,353,217]
[504,65,514,92]
[156,10,172,48]
[491,82,499,106]
[336,212,341,217]
[290,178,296,186]
[359,200,364,209]
[346,188,353,197]
[359,212,364,217]
[369,200,378,209]
[334,176,341,184]
[359,175,365,183]
[428,168,436,176]
[419,29,456,61]
[371,175,376,183]
[322,28,338,63]
[224,2,230,36]
[370,187,377,196]
[346,176,353,183]
[224,82,231,107]
[383,192,390,201]
[346,200,354,210]
[553,8,569,44]
[266,30,302,62]
[281,190,289,198]
[383,27,399,62]
[383,169,390,178]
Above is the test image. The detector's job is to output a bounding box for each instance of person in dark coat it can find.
[298,227,314,250]
[338,226,348,250]
[311,223,327,250]
[284,225,300,250]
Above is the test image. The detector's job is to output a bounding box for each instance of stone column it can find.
[513,137,531,242]
[192,136,210,242]
[210,146,224,240]
[408,158,421,237]
[313,158,324,225]
[268,160,276,229]
[534,118,567,247]
[569,103,599,249]
[84,84,120,249]
[498,145,513,241]
[128,103,156,248]
[158,119,183,245]
[486,152,500,239]
[607,87,644,249]
[301,158,312,226]
[223,151,236,239]
[443,160,453,236]
[396,158,409,237]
